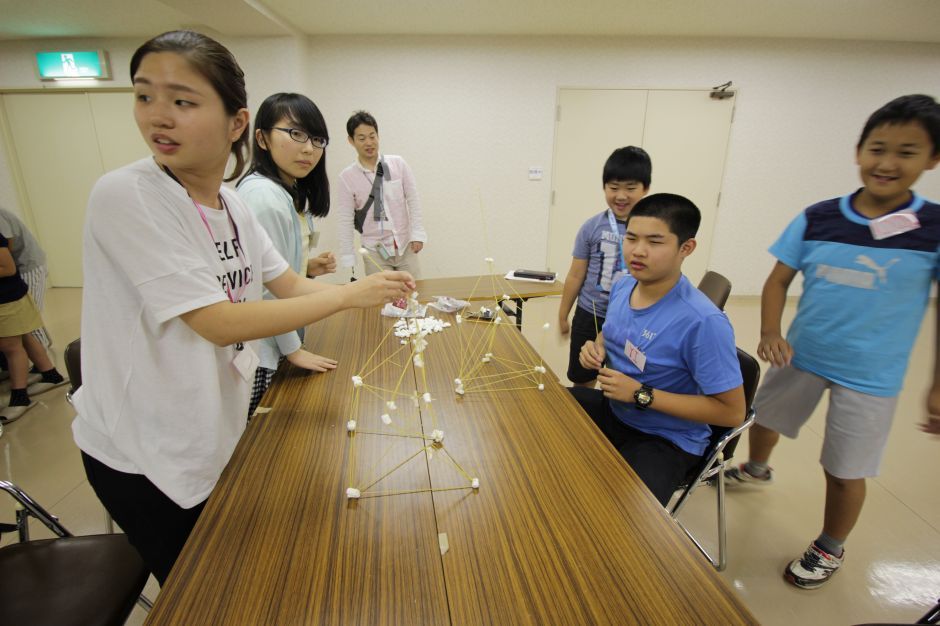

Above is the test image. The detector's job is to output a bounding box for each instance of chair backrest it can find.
[702,347,762,459]
[737,347,761,410]
[64,338,81,397]
[697,271,732,311]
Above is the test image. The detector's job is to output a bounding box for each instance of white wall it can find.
[2,34,939,293]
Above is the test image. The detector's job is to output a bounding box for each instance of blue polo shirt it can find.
[602,274,742,456]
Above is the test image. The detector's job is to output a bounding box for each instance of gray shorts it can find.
[754,365,898,479]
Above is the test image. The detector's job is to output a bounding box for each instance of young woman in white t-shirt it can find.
[237,93,340,417]
[72,30,414,586]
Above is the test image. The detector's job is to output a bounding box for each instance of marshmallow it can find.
[533,365,546,374]
[346,487,361,499]
[358,247,368,255]
[501,294,511,301]
[430,429,444,443]
[494,316,502,324]
[542,322,551,330]
[484,257,494,264]
[454,378,462,386]
[455,386,465,396]
[381,413,392,425]
[346,419,357,432]
[471,478,480,489]
[456,314,463,324]
[413,355,424,368]
[351,375,363,387]
[386,401,397,410]
[423,392,432,404]
[538,383,545,391]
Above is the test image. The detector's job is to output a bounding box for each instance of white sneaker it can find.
[27,372,43,386]
[724,463,773,485]
[785,542,844,589]
[0,402,37,424]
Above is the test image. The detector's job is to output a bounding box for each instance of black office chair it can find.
[0,480,150,626]
[697,270,732,310]
[669,347,761,570]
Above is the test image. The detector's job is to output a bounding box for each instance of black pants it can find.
[567,305,605,384]
[82,452,206,586]
[568,386,701,506]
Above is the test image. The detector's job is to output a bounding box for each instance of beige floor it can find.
[1,288,938,625]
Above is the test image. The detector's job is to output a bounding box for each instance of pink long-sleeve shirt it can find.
[336,154,426,268]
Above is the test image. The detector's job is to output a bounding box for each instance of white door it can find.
[1,91,147,286]
[642,90,734,284]
[547,89,735,286]
[3,93,104,287]
[546,89,647,277]
[89,92,148,172]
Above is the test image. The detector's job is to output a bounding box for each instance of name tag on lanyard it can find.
[232,343,260,382]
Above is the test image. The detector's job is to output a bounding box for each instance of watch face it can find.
[637,391,652,404]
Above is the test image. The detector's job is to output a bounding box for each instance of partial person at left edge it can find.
[0,207,65,401]
[0,230,65,427]
[72,30,415,587]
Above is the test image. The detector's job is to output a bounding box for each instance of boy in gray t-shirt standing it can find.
[557,147,651,387]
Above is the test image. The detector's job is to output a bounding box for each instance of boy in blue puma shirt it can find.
[727,94,940,589]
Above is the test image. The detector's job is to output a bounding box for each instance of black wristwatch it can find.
[634,384,654,410]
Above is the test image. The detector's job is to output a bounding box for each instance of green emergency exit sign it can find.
[36,51,111,80]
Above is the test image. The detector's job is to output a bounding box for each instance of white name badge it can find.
[624,339,647,372]
[232,343,260,383]
[869,211,920,240]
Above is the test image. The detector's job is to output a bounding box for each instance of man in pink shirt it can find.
[336,111,427,277]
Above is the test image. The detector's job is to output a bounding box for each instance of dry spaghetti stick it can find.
[359,445,431,493]
[592,298,600,335]
[358,246,387,274]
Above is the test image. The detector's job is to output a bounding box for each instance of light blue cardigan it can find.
[236,173,311,370]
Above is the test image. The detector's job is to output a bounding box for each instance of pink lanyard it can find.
[191,196,249,305]
[162,164,249,351]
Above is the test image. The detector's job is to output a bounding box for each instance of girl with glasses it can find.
[237,93,341,417]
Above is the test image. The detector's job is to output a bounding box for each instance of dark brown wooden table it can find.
[146,303,756,625]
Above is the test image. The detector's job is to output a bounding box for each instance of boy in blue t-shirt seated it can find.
[570,193,745,506]
[558,146,651,387]
[726,94,940,590]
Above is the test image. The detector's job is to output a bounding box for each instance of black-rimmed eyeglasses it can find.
[271,127,328,148]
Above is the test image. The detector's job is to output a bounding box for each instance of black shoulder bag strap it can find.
[353,159,388,233]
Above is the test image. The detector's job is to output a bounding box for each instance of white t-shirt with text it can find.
[73,157,289,508]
